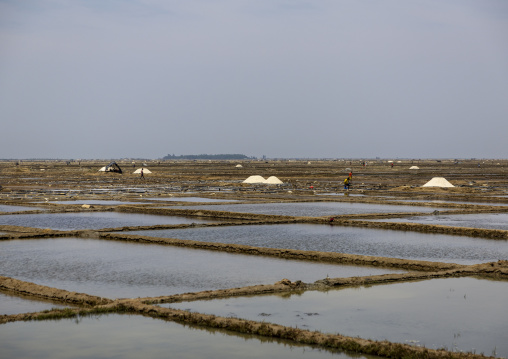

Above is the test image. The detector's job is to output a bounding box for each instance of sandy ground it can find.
[1,158,508,358]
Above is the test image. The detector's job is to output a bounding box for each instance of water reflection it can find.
[165,277,508,357]
[370,213,508,230]
[0,314,378,359]
[0,238,404,299]
[126,224,508,265]
[172,202,442,217]
[0,291,73,315]
[0,212,220,230]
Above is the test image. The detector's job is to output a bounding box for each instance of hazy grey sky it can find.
[1,0,507,159]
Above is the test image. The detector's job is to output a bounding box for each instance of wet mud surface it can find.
[2,159,508,358]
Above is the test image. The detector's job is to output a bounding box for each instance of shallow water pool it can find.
[125,223,508,265]
[146,197,238,202]
[0,212,221,230]
[0,314,378,359]
[0,291,73,315]
[0,204,44,212]
[369,213,508,231]
[165,277,508,357]
[0,237,404,299]
[172,202,442,217]
[48,200,146,205]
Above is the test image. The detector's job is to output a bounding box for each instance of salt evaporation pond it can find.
[0,238,404,299]
[146,197,238,202]
[384,198,508,207]
[0,212,220,230]
[125,224,508,265]
[370,213,508,231]
[172,202,442,217]
[165,277,508,358]
[0,291,73,315]
[0,314,378,359]
[48,200,147,205]
[0,204,44,212]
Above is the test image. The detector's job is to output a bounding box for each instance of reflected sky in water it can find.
[166,277,508,358]
[126,223,508,265]
[0,238,404,299]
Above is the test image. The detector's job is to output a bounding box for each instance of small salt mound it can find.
[264,176,283,184]
[236,164,243,168]
[422,177,455,188]
[409,166,419,170]
[243,175,266,184]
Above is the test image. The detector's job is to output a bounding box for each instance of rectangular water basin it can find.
[0,314,377,359]
[0,204,45,212]
[165,277,508,357]
[124,223,508,265]
[0,212,222,231]
[369,213,508,231]
[146,197,238,202]
[48,200,148,205]
[0,237,405,299]
[0,291,74,315]
[171,202,443,217]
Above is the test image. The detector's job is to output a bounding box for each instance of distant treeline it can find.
[162,154,254,160]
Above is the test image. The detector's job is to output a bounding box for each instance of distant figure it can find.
[344,177,350,190]
[391,162,394,168]
[349,171,352,179]
[140,168,145,179]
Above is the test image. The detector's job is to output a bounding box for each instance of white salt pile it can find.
[409,166,420,170]
[264,176,283,184]
[422,177,455,188]
[243,175,266,184]
[235,164,243,168]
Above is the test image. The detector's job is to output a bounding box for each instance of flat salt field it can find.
[48,200,147,205]
[382,198,508,206]
[124,224,508,265]
[369,213,508,231]
[171,202,442,217]
[0,238,405,299]
[146,197,238,202]
[0,204,44,212]
[0,314,379,359]
[0,291,73,315]
[0,212,221,230]
[165,277,508,358]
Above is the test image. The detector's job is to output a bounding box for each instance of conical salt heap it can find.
[422,177,454,187]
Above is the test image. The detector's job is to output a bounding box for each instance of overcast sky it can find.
[1,0,507,160]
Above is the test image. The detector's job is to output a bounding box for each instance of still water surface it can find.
[0,212,219,230]
[0,238,404,299]
[165,277,508,357]
[0,291,73,315]
[126,224,508,265]
[0,204,44,212]
[0,314,379,359]
[369,213,508,230]
[172,202,442,217]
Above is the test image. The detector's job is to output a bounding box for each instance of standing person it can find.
[344,177,350,190]
[349,170,353,179]
[140,168,145,179]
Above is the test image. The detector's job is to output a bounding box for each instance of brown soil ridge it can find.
[0,276,113,307]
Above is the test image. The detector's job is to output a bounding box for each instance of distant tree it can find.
[162,154,253,160]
